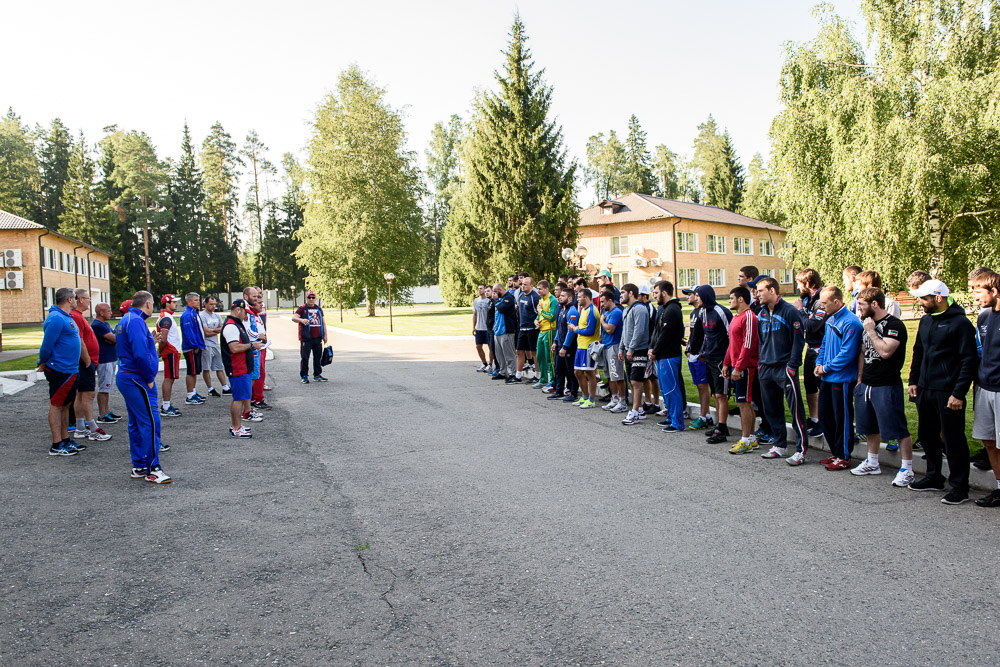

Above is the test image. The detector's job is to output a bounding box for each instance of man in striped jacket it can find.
[723,286,760,454]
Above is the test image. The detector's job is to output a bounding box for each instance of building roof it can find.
[579,193,786,232]
[0,208,113,256]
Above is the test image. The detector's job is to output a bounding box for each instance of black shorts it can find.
[475,330,489,345]
[77,362,97,393]
[628,353,650,382]
[45,368,78,407]
[185,349,203,376]
[704,357,727,396]
[733,367,756,403]
[517,329,539,352]
[804,349,819,394]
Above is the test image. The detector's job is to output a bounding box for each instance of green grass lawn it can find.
[0,353,38,372]
[324,303,474,336]
[0,318,156,351]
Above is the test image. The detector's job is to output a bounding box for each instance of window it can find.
[47,248,56,269]
[79,259,88,276]
[677,268,700,289]
[43,287,54,308]
[759,240,774,256]
[611,235,628,256]
[761,268,775,278]
[601,207,612,216]
[676,232,698,253]
[708,269,725,287]
[706,234,726,254]
[733,237,752,255]
[780,241,792,251]
[612,271,629,288]
[40,249,48,269]
[779,269,794,284]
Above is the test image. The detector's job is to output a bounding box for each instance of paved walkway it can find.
[0,347,36,363]
[2,317,999,664]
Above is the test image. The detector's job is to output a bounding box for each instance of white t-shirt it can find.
[222,322,243,345]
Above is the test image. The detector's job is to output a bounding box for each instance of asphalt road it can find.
[3,316,999,665]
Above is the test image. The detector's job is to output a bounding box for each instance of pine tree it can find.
[621,115,656,194]
[297,64,427,315]
[168,122,209,293]
[58,133,106,247]
[0,108,42,220]
[261,153,306,298]
[39,118,73,229]
[693,116,744,211]
[200,122,243,246]
[440,15,577,303]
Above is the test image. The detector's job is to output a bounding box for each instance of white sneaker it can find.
[761,446,789,459]
[601,399,616,411]
[144,466,172,484]
[477,364,488,372]
[786,451,805,466]
[851,460,882,476]
[243,411,264,423]
[621,410,641,425]
[892,468,915,487]
[656,408,668,416]
[88,428,112,441]
[610,402,628,414]
[637,408,647,420]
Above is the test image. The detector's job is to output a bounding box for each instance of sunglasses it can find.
[307,296,316,299]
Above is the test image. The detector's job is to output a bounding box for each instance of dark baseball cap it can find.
[231,298,247,310]
[747,277,763,289]
[681,288,696,295]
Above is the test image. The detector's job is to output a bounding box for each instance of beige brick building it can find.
[0,210,112,327]
[576,194,793,293]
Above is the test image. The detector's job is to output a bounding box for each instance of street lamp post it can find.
[337,279,344,323]
[383,273,395,333]
[574,246,588,271]
[561,247,574,268]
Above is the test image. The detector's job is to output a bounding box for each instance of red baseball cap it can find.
[306,290,317,297]
[160,293,179,305]
[119,299,132,314]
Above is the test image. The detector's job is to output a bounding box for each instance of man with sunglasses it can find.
[291,290,329,383]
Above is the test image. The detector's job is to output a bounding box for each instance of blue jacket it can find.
[815,305,862,383]
[493,291,517,335]
[562,306,581,349]
[516,290,540,331]
[758,297,805,368]
[555,303,572,347]
[115,307,159,383]
[180,305,205,351]
[38,306,81,374]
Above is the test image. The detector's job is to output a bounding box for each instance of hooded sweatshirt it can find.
[977,307,1000,392]
[650,298,684,359]
[694,285,732,361]
[909,300,979,398]
[621,300,650,353]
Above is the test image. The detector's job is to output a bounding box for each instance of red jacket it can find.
[724,308,759,371]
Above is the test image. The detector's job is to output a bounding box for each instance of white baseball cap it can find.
[908,279,950,298]
[638,284,651,295]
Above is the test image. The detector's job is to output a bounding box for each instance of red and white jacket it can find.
[724,308,759,372]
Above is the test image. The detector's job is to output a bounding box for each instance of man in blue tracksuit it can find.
[180,292,207,405]
[115,290,171,484]
[815,286,863,470]
[38,287,82,456]
[549,285,579,401]
[756,276,809,464]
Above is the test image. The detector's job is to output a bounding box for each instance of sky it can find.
[3,0,865,202]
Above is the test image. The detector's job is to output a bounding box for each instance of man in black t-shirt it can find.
[850,287,913,487]
[291,291,328,383]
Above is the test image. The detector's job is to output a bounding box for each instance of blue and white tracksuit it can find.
[115,306,162,470]
[816,305,863,460]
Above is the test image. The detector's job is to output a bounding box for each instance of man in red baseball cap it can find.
[290,291,329,383]
[156,294,185,417]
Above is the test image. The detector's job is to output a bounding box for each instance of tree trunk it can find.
[366,286,376,317]
[927,196,945,279]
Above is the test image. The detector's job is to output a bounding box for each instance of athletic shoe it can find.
[819,456,837,465]
[825,458,851,471]
[610,402,628,414]
[542,385,556,394]
[96,413,119,424]
[683,409,690,419]
[851,460,882,476]
[908,476,946,492]
[706,429,728,444]
[243,411,264,423]
[656,408,668,416]
[729,439,754,455]
[301,376,310,384]
[941,490,970,505]
[251,400,273,411]
[546,393,564,400]
[657,419,670,427]
[601,399,616,411]
[492,374,506,381]
[88,428,112,442]
[230,427,253,438]
[642,402,657,414]
[67,424,76,434]
[689,416,711,430]
[636,408,647,420]
[477,364,487,372]
[786,451,806,466]
[504,377,517,384]
[159,442,170,452]
[571,396,585,406]
[48,444,78,456]
[761,446,788,459]
[561,394,578,403]
[806,419,823,437]
[661,425,682,433]
[131,466,146,478]
[885,440,899,452]
[313,375,329,382]
[621,410,641,425]
[145,466,172,484]
[161,406,182,417]
[509,376,522,383]
[67,440,86,452]
[108,412,122,420]
[912,440,922,450]
[184,395,206,405]
[579,400,595,409]
[194,393,207,402]
[222,387,232,395]
[974,489,1000,507]
[892,469,915,488]
[209,388,222,397]
[753,429,774,445]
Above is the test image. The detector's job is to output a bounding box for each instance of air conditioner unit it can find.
[4,270,24,289]
[632,257,648,267]
[648,257,662,266]
[3,249,22,267]
[633,245,645,255]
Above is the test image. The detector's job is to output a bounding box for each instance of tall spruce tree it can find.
[693,116,744,210]
[58,133,109,250]
[261,153,306,298]
[167,122,209,292]
[39,118,73,229]
[621,115,656,194]
[297,64,427,315]
[200,121,243,246]
[0,108,42,220]
[439,15,577,304]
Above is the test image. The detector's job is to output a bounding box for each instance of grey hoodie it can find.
[621,300,650,353]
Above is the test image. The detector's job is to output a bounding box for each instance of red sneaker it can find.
[819,456,836,465]
[825,458,851,471]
